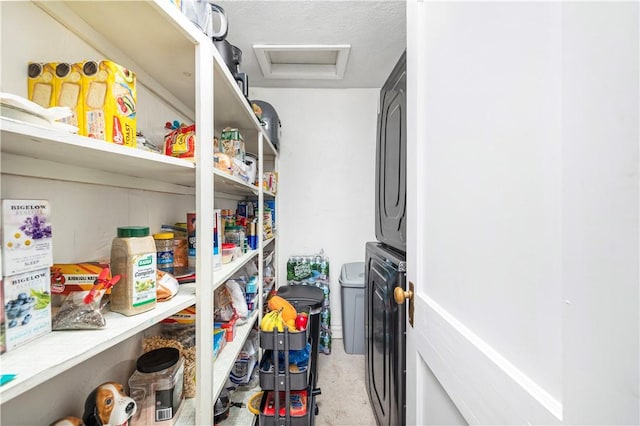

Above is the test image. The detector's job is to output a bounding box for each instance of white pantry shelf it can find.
[0,118,196,188]
[213,249,260,291]
[214,169,259,197]
[213,310,260,401]
[175,310,259,425]
[0,284,197,403]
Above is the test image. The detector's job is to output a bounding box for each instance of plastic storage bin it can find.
[339,262,365,354]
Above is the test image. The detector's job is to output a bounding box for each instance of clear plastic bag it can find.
[52,290,107,330]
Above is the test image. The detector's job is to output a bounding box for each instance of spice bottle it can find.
[110,226,157,316]
[153,232,174,273]
[129,347,184,426]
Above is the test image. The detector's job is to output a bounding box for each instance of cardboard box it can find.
[213,209,222,271]
[81,59,137,146]
[3,268,52,352]
[53,62,84,131]
[27,62,57,108]
[0,277,5,354]
[2,200,53,276]
[186,211,222,270]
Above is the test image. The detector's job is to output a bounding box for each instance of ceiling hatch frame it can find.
[253,44,351,80]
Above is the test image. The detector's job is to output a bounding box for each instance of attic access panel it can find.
[253,44,350,80]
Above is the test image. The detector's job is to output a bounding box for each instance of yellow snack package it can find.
[54,63,84,130]
[27,62,57,108]
[81,59,136,147]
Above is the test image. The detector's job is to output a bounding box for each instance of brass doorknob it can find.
[394,287,413,305]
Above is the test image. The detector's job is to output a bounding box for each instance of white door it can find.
[405,1,638,425]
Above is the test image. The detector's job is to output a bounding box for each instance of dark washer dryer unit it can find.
[367,49,406,426]
[365,242,406,426]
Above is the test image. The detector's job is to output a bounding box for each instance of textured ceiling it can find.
[213,1,406,89]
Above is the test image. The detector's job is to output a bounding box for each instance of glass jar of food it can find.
[224,225,245,246]
[153,232,174,272]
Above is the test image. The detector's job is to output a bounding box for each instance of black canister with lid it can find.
[129,347,184,425]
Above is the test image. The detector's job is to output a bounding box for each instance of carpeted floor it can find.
[314,339,376,426]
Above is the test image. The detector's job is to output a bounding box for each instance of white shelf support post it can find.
[195,40,215,426]
[258,131,265,318]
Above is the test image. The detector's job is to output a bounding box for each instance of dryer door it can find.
[375,51,407,253]
[365,242,406,426]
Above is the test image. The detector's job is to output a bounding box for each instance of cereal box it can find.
[81,59,137,147]
[50,262,111,307]
[2,200,53,276]
[3,268,52,352]
[27,62,57,108]
[53,62,84,130]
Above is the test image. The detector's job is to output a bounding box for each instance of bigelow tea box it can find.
[0,277,5,354]
[3,268,52,352]
[2,200,53,276]
[81,59,137,146]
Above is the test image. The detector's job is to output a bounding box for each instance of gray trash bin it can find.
[339,262,365,354]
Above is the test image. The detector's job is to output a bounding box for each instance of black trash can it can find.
[276,284,324,387]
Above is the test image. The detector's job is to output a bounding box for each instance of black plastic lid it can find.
[277,285,324,309]
[56,63,71,78]
[136,347,180,373]
[28,63,42,78]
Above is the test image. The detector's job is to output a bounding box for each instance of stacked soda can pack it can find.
[286,249,332,354]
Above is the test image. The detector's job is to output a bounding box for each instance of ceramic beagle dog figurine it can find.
[82,382,137,426]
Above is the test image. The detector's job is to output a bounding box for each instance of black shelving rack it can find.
[258,324,321,425]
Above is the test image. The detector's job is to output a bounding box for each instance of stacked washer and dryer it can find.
[365,51,407,426]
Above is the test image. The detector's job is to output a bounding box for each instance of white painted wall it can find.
[249,87,379,339]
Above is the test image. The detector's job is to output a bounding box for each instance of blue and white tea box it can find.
[2,200,53,276]
[3,268,51,352]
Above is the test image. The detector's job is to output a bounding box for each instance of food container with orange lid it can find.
[222,243,235,264]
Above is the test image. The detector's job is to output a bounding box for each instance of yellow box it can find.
[81,60,136,147]
[27,62,57,108]
[53,63,83,131]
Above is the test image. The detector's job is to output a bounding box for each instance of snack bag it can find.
[27,62,57,108]
[81,59,136,146]
[54,62,84,130]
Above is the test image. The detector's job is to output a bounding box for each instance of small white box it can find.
[3,268,52,352]
[2,200,53,276]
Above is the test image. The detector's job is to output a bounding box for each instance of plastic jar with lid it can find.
[129,347,185,426]
[110,226,157,316]
[224,225,245,246]
[153,232,174,273]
